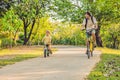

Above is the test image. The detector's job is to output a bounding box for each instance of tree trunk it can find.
[112,36,117,48]
[23,26,27,45]
[113,39,116,48]
[23,19,36,45]
[23,19,28,45]
[95,25,103,47]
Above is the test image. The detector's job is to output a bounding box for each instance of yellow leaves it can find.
[90,71,103,77]
[0,40,1,47]
[32,17,55,41]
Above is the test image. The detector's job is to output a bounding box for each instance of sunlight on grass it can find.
[0,54,40,67]
[96,47,120,54]
[0,49,15,56]
[0,47,57,56]
[0,46,57,68]
[0,49,43,56]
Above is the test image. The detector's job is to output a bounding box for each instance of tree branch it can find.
[27,19,36,42]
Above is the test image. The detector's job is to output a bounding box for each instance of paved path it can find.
[0,46,101,80]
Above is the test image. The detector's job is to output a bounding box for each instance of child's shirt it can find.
[43,35,51,45]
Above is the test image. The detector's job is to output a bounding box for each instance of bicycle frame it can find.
[86,29,94,59]
[89,36,94,52]
[44,44,49,58]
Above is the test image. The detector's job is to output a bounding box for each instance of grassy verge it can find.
[0,46,56,68]
[0,54,40,68]
[87,48,120,80]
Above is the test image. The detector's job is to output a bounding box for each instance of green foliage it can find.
[0,0,15,17]
[29,17,55,45]
[0,7,22,47]
[13,0,51,45]
[17,33,24,43]
[52,23,85,45]
[51,0,120,48]
[101,23,120,48]
[0,0,120,48]
[51,0,84,23]
[0,38,14,48]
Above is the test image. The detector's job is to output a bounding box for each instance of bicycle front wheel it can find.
[90,42,94,57]
[47,50,49,57]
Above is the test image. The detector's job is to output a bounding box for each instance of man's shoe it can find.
[94,45,96,48]
[94,42,97,48]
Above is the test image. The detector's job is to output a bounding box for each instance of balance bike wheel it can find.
[44,49,47,58]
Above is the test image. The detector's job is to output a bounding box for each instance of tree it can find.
[1,7,22,47]
[29,17,55,45]
[51,0,103,46]
[93,0,120,48]
[0,0,15,17]
[51,0,84,23]
[14,0,51,45]
[51,0,120,48]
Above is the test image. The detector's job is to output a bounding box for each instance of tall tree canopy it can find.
[0,0,120,48]
[13,0,51,45]
[50,0,120,48]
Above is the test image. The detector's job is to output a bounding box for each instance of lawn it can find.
[0,46,56,68]
[87,47,120,80]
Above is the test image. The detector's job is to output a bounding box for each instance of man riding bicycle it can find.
[81,12,98,48]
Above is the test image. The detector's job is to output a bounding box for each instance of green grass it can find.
[0,46,57,68]
[87,48,120,80]
[0,54,40,68]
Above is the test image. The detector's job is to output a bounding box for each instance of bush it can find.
[16,40,23,45]
[16,33,24,45]
[1,38,14,48]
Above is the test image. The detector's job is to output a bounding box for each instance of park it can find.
[0,0,120,80]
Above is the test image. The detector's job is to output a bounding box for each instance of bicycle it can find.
[44,44,50,58]
[86,29,95,59]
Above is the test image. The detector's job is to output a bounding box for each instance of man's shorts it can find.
[86,29,96,38]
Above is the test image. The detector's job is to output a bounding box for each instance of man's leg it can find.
[92,31,97,47]
[86,39,89,47]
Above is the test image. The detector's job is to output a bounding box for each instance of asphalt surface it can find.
[0,46,101,80]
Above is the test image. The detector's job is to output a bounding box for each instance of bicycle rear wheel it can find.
[44,49,47,58]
